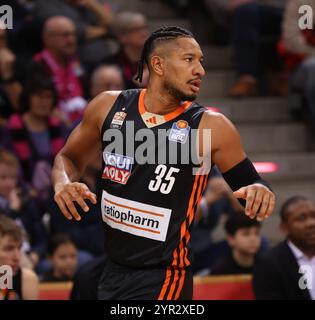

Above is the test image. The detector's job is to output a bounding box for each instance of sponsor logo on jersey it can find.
[110,111,127,129]
[101,190,172,242]
[168,120,190,144]
[102,152,133,184]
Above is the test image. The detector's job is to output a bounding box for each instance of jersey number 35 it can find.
[148,164,180,195]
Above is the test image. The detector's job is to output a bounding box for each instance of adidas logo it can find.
[146,116,157,124]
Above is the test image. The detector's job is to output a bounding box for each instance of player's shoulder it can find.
[200,109,233,130]
[83,90,122,127]
[21,268,39,299]
[21,267,39,284]
[86,89,141,111]
[90,90,122,108]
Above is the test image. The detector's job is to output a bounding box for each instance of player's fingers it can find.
[68,189,90,212]
[63,194,81,221]
[77,197,90,212]
[245,188,257,219]
[264,193,276,219]
[74,183,97,204]
[83,190,97,204]
[256,193,270,221]
[251,189,264,217]
[233,187,247,199]
[54,195,72,220]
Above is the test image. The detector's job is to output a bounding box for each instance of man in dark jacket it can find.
[253,196,315,300]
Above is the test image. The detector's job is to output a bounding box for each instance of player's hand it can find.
[233,183,275,221]
[54,182,97,221]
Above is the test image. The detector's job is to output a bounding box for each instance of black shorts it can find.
[97,259,193,300]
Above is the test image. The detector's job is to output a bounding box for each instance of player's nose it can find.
[194,62,205,78]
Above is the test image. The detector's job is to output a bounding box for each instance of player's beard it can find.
[164,80,197,102]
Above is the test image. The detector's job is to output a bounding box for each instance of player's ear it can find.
[150,55,164,77]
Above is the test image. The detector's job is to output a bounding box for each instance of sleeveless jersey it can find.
[0,268,22,300]
[100,89,210,269]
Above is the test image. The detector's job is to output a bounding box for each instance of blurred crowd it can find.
[0,0,314,300]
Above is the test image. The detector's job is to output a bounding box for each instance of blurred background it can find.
[0,0,314,300]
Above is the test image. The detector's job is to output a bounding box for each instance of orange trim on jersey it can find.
[174,269,186,300]
[160,172,201,300]
[104,197,165,218]
[173,172,208,299]
[138,89,146,116]
[104,216,161,234]
[184,172,209,266]
[158,169,207,300]
[178,172,203,268]
[182,174,205,267]
[158,267,172,300]
[167,269,180,300]
[138,89,193,122]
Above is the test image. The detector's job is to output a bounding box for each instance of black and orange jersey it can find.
[99,89,210,270]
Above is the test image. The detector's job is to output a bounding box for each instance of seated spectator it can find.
[35,0,116,73]
[42,233,78,282]
[111,12,149,89]
[5,76,66,202]
[0,215,39,300]
[280,0,315,130]
[90,64,125,98]
[0,149,48,268]
[0,24,23,122]
[253,196,315,300]
[210,211,262,275]
[33,16,86,125]
[226,0,287,97]
[71,255,106,300]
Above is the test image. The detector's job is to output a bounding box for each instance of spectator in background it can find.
[90,64,124,98]
[42,233,78,282]
[33,16,86,125]
[0,25,23,123]
[204,0,287,97]
[5,76,66,203]
[0,215,39,300]
[226,0,287,97]
[6,0,42,59]
[35,0,117,73]
[111,12,149,89]
[0,149,48,269]
[280,0,315,130]
[210,212,262,275]
[253,196,315,300]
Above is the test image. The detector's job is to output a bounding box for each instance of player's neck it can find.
[144,85,182,115]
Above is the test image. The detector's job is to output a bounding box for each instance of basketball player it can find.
[52,27,275,300]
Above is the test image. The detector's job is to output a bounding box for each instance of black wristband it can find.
[222,158,272,206]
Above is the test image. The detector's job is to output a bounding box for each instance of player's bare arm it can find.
[201,111,275,221]
[52,91,120,221]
